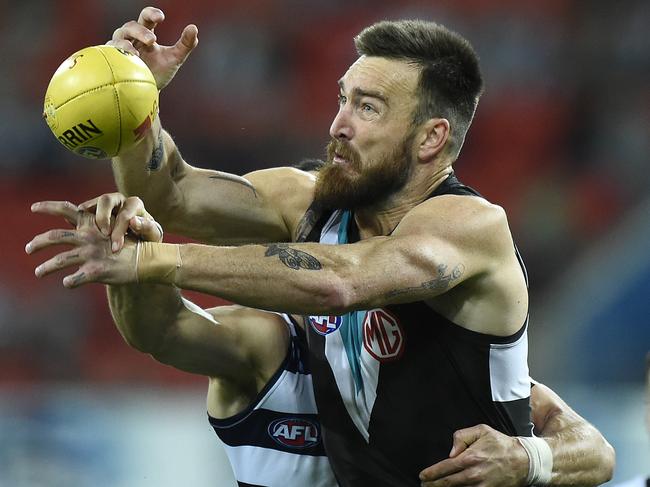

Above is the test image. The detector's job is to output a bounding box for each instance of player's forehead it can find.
[338,55,420,101]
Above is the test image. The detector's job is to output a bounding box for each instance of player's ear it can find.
[417,118,449,161]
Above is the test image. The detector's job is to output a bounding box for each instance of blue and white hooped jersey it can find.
[302,174,534,487]
[209,315,337,487]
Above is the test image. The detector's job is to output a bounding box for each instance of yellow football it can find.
[43,45,159,159]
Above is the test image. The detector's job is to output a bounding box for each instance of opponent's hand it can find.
[78,193,163,253]
[26,201,139,288]
[419,424,529,487]
[108,6,198,90]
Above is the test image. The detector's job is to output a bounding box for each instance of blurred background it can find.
[1,0,648,485]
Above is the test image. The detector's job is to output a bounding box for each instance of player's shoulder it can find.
[207,305,291,368]
[245,166,316,232]
[400,193,510,242]
[245,166,316,192]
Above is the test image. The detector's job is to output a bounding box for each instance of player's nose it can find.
[329,107,354,140]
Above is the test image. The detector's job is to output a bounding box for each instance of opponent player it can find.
[31,6,615,486]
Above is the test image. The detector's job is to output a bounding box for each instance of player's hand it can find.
[26,201,139,288]
[108,6,198,90]
[419,424,529,487]
[78,193,163,253]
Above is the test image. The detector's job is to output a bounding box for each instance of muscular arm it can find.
[165,235,458,315]
[532,382,615,486]
[419,382,615,487]
[133,196,523,334]
[107,281,289,387]
[112,118,309,245]
[108,282,248,379]
[105,7,308,246]
[43,196,523,337]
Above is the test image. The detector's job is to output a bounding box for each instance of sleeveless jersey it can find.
[208,315,337,487]
[299,174,534,486]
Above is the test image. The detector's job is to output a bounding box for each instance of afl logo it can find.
[268,418,320,449]
[363,309,405,361]
[309,315,342,336]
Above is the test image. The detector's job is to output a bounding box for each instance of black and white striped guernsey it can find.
[300,174,534,487]
[208,315,337,487]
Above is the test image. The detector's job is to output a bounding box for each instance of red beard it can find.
[314,135,414,210]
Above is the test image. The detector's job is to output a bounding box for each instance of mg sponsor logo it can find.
[309,315,342,335]
[363,309,405,361]
[268,418,320,449]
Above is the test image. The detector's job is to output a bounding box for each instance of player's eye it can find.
[337,94,347,106]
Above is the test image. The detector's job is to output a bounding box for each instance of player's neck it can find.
[354,165,453,239]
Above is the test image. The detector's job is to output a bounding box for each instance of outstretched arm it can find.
[25,200,288,385]
[31,196,512,323]
[418,382,615,487]
[95,7,308,246]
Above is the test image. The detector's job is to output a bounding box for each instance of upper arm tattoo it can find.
[147,130,165,171]
[209,174,258,198]
[264,243,322,270]
[294,204,322,242]
[147,130,164,171]
[386,263,465,299]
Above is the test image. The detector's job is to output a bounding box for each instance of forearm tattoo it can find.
[386,263,465,298]
[209,174,258,198]
[264,243,322,270]
[147,131,164,171]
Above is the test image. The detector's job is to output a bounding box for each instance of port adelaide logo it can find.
[268,418,320,449]
[309,315,342,336]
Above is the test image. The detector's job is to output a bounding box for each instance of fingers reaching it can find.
[129,216,164,243]
[176,24,199,56]
[63,269,92,289]
[26,228,80,255]
[82,192,126,236]
[30,201,80,227]
[137,6,165,31]
[109,196,148,252]
[34,247,86,279]
[38,194,159,253]
[109,19,157,53]
[28,198,142,288]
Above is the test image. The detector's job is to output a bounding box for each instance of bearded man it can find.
[28,7,615,487]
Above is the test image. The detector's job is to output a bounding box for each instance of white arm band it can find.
[516,436,553,485]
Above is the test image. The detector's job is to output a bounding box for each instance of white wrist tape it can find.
[135,241,182,284]
[516,436,553,485]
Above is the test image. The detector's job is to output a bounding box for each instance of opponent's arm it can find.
[418,382,615,487]
[100,7,306,245]
[108,282,288,385]
[530,382,615,486]
[26,200,287,384]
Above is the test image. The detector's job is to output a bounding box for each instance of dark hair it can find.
[293,158,326,172]
[354,20,483,159]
